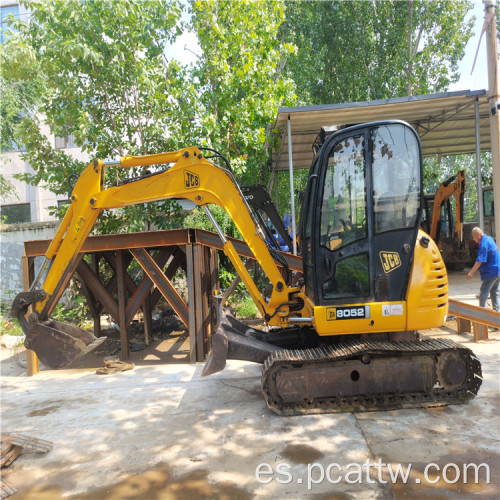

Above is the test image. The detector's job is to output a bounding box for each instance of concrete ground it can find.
[1,271,499,499]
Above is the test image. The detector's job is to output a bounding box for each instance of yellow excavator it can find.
[12,121,482,415]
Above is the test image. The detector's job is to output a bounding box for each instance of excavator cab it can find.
[300,121,422,306]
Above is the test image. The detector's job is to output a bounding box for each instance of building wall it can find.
[0,221,58,302]
[1,122,90,223]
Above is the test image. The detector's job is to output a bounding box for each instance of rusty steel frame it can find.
[23,229,302,373]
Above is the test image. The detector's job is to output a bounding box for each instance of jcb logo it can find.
[380,251,401,273]
[184,170,199,189]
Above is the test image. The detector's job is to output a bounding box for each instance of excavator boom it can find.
[13,147,307,368]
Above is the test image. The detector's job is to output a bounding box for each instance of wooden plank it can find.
[8,434,53,452]
[0,445,22,468]
[130,248,189,327]
[1,478,17,498]
[116,251,130,361]
[22,256,39,376]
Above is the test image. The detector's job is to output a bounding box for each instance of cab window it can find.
[319,135,367,251]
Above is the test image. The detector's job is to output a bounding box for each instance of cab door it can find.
[301,121,422,307]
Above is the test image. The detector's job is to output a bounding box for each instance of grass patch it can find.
[0,303,24,338]
[231,294,259,319]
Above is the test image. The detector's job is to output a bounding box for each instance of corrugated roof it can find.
[272,89,490,171]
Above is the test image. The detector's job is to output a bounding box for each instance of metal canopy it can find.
[272,89,490,171]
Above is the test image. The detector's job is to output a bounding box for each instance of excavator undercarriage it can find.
[202,314,482,416]
[262,338,482,415]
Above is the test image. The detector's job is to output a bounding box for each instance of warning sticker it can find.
[390,304,404,316]
[382,304,403,316]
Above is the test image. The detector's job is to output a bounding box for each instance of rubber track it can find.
[262,338,482,415]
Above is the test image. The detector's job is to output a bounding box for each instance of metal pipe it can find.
[103,160,121,167]
[475,98,484,229]
[287,116,298,255]
[288,317,313,323]
[29,257,50,292]
[204,206,227,244]
[484,0,500,244]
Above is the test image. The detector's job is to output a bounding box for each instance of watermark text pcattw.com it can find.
[255,460,491,490]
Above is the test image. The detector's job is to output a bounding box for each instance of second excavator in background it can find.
[422,170,469,271]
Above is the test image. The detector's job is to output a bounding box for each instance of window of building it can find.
[1,139,26,153]
[0,203,31,224]
[1,4,19,44]
[55,134,77,149]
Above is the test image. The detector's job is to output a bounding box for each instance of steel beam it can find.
[24,229,190,257]
[76,259,119,321]
[116,251,130,361]
[130,248,189,328]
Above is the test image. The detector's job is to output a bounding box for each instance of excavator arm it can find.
[13,147,308,368]
[429,170,465,242]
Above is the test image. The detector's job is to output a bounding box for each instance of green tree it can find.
[7,0,188,232]
[0,16,45,201]
[189,0,297,184]
[181,0,298,239]
[283,0,474,104]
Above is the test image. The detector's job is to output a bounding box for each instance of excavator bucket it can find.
[202,314,280,376]
[25,320,96,369]
[12,291,96,369]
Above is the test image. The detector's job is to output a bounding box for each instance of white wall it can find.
[1,121,90,222]
[0,221,58,302]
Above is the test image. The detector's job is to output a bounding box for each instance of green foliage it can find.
[189,0,297,182]
[0,172,17,200]
[15,117,86,198]
[230,294,259,319]
[4,0,482,244]
[51,294,91,328]
[0,305,24,338]
[9,0,187,233]
[282,0,474,104]
[0,35,45,153]
[184,205,240,239]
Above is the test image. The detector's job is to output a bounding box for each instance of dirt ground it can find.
[1,271,499,499]
[70,324,191,370]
